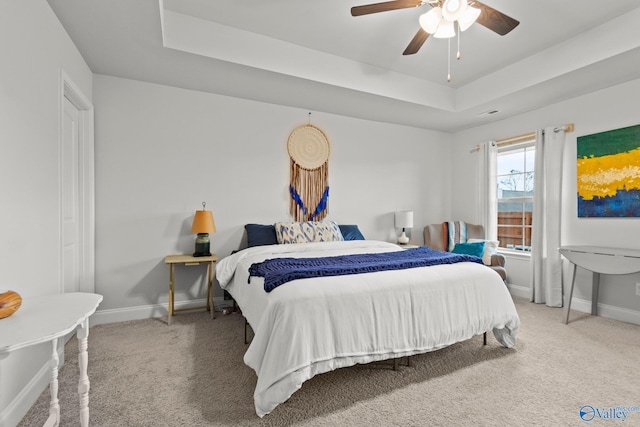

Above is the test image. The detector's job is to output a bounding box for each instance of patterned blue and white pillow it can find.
[275,221,344,244]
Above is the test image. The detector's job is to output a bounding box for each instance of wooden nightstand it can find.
[164,254,217,325]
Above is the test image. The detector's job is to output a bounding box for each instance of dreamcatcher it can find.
[287,122,331,222]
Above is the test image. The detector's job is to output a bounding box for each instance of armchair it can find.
[424,223,507,282]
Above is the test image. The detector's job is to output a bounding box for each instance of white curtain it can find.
[530,127,566,306]
[478,141,498,240]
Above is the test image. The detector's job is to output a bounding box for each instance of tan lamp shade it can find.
[191,210,216,234]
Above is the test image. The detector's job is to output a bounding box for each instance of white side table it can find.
[0,292,103,427]
[560,246,640,324]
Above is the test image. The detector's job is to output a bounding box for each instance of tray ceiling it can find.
[48,0,640,131]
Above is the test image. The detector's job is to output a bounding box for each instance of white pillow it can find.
[468,238,499,266]
[275,221,344,244]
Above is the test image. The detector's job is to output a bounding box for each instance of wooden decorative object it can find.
[0,290,22,319]
[287,124,331,221]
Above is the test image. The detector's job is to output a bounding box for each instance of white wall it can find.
[0,1,93,425]
[92,74,452,316]
[9,4,639,424]
[451,77,640,323]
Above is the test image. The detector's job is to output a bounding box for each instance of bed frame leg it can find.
[393,358,398,371]
[244,319,249,344]
[483,332,487,346]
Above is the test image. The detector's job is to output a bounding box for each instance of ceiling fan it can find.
[351,0,519,56]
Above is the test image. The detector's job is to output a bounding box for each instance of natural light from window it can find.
[497,140,535,252]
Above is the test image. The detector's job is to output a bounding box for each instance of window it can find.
[496,136,535,252]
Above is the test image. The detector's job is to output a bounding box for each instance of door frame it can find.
[59,69,95,294]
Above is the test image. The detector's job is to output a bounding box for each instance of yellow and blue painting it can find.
[577,124,640,217]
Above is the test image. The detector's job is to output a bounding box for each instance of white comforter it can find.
[216,240,520,417]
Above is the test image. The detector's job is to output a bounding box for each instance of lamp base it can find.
[397,231,410,245]
[193,233,211,257]
[192,251,212,257]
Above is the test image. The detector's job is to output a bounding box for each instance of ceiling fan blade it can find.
[472,1,519,35]
[403,28,430,55]
[351,0,423,17]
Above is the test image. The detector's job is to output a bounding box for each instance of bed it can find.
[216,223,520,417]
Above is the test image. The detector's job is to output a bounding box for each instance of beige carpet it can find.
[18,297,640,426]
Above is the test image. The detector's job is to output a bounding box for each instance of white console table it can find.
[0,292,102,427]
[559,246,640,324]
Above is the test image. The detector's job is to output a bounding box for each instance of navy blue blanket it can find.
[249,246,483,292]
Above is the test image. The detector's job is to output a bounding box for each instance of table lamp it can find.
[395,211,413,245]
[191,202,216,257]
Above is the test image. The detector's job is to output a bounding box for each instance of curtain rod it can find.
[469,123,574,153]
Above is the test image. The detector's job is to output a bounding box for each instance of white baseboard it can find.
[567,297,640,326]
[90,296,232,326]
[507,283,530,299]
[507,283,640,326]
[90,291,640,327]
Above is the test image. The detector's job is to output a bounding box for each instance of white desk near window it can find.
[0,292,102,427]
[559,246,640,324]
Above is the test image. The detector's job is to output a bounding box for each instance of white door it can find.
[62,96,81,293]
[60,72,95,295]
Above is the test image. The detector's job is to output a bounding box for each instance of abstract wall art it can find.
[577,124,640,217]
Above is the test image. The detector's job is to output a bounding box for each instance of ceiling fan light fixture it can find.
[458,5,481,31]
[433,18,455,38]
[442,0,467,22]
[419,7,442,34]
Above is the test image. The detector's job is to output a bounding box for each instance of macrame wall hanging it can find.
[287,119,331,222]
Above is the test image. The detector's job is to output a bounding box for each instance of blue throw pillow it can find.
[451,241,485,258]
[245,224,278,247]
[338,224,365,241]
